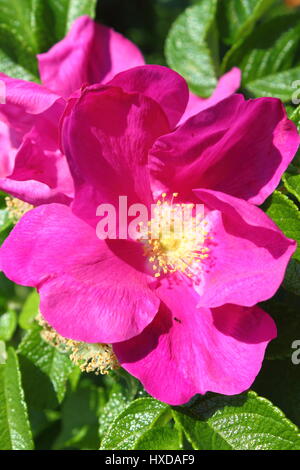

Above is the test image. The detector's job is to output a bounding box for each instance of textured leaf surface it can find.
[254,359,300,428]
[18,329,74,409]
[53,381,103,450]
[264,191,300,261]
[101,398,170,450]
[0,0,97,80]
[283,172,300,203]
[0,348,33,450]
[218,0,275,44]
[134,425,181,450]
[19,290,40,330]
[165,1,218,97]
[173,391,300,450]
[246,66,300,101]
[222,13,300,101]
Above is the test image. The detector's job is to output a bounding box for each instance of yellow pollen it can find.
[37,314,119,375]
[138,193,211,279]
[6,197,33,223]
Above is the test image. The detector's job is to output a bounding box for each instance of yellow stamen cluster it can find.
[37,314,119,375]
[5,197,33,223]
[139,193,210,278]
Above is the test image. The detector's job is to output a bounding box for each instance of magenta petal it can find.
[0,102,73,205]
[108,65,189,128]
[0,204,159,343]
[150,95,299,204]
[0,121,16,178]
[38,16,145,98]
[194,189,296,308]
[179,67,241,124]
[62,85,170,224]
[114,281,276,405]
[0,73,60,114]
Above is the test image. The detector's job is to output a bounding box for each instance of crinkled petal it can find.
[0,121,16,178]
[193,189,296,308]
[38,16,145,98]
[108,65,189,128]
[61,85,170,224]
[0,204,159,343]
[179,67,241,124]
[114,280,276,405]
[0,73,60,114]
[150,95,299,204]
[0,101,73,205]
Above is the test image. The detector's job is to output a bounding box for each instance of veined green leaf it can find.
[0,310,17,341]
[218,0,275,45]
[283,259,300,296]
[0,0,97,80]
[0,348,33,450]
[173,391,300,450]
[101,397,170,450]
[134,425,181,450]
[222,12,300,102]
[18,329,74,409]
[264,191,300,261]
[165,1,218,97]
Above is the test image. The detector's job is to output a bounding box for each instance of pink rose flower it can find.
[0,16,240,206]
[0,65,298,405]
[0,16,144,205]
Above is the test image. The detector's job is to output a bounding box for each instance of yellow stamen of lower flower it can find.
[37,314,119,375]
[138,193,210,279]
[5,197,33,223]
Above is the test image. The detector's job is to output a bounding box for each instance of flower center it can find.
[138,193,210,278]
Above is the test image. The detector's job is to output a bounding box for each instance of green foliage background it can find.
[0,0,300,450]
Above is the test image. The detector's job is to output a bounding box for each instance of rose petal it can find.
[38,16,145,98]
[114,279,276,405]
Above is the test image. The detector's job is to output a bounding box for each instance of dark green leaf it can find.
[283,259,300,296]
[218,0,275,45]
[0,348,33,450]
[254,359,300,427]
[0,0,97,80]
[34,0,98,45]
[53,380,103,450]
[261,287,300,359]
[173,391,300,450]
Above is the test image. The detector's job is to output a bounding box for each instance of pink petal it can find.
[0,102,73,205]
[0,204,159,343]
[193,189,296,308]
[61,84,170,225]
[114,280,276,405]
[0,73,60,114]
[108,65,189,128]
[179,67,241,124]
[150,94,299,205]
[38,16,145,98]
[0,121,16,178]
